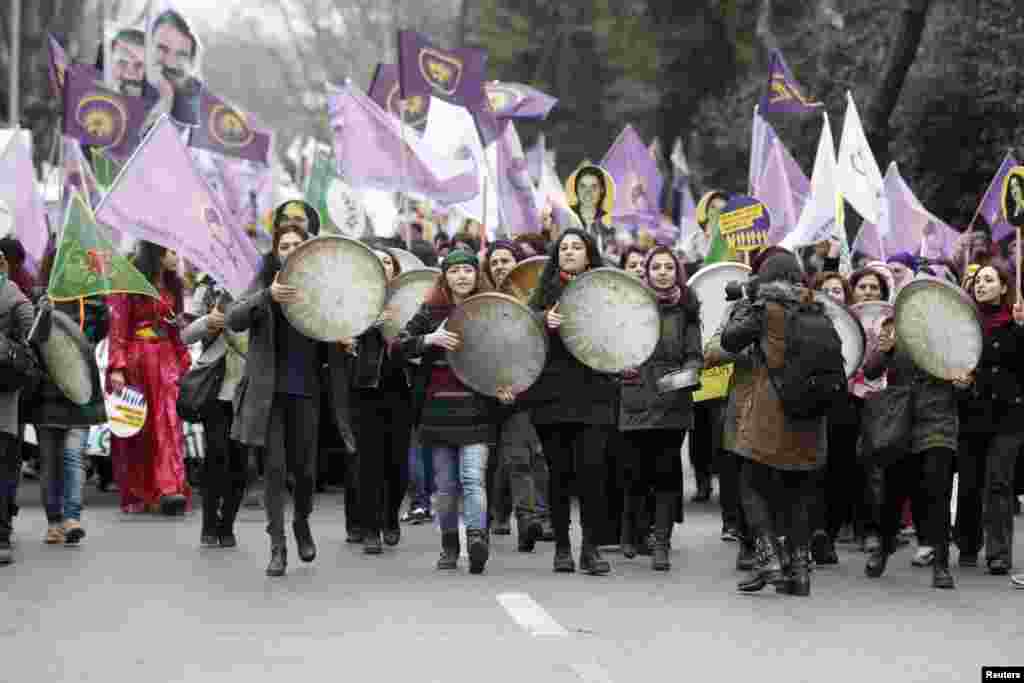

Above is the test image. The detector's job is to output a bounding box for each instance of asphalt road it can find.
[3,477,1021,683]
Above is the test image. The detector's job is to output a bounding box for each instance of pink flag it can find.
[978,152,1019,242]
[94,116,260,297]
[601,125,664,224]
[327,83,479,206]
[757,140,800,245]
[0,132,49,270]
[495,122,542,235]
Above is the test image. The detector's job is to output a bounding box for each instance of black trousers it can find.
[865,448,953,553]
[812,411,863,540]
[201,400,247,524]
[956,433,1022,564]
[264,394,318,544]
[491,411,549,523]
[621,429,684,496]
[740,459,819,548]
[352,388,412,536]
[719,449,749,539]
[536,423,612,547]
[690,401,722,488]
[0,432,19,541]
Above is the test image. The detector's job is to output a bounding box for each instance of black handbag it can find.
[176,355,226,422]
[860,385,913,466]
[0,330,43,396]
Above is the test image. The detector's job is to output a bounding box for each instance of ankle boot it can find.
[266,544,287,576]
[932,544,955,589]
[651,529,671,571]
[737,535,784,592]
[292,519,316,563]
[651,493,677,571]
[363,530,382,555]
[635,505,652,556]
[219,485,244,548]
[436,531,460,570]
[864,534,889,578]
[775,537,794,593]
[736,540,757,571]
[620,495,638,558]
[553,544,576,573]
[200,491,221,547]
[786,546,811,596]
[517,515,543,553]
[580,530,610,575]
[467,529,490,574]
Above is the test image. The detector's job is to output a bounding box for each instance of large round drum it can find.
[500,256,549,304]
[446,293,548,397]
[380,268,440,342]
[391,247,425,273]
[687,262,752,349]
[813,293,866,379]
[278,235,387,342]
[37,309,97,406]
[894,276,983,380]
[558,267,660,374]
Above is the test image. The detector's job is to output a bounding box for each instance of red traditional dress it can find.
[106,289,192,513]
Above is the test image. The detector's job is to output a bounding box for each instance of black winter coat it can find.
[960,318,1024,434]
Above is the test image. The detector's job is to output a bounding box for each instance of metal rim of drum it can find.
[390,247,425,274]
[894,275,983,380]
[558,267,661,374]
[279,235,388,342]
[813,292,866,379]
[380,268,441,342]
[656,368,702,394]
[446,292,548,397]
[686,261,752,348]
[500,255,549,304]
[41,309,96,406]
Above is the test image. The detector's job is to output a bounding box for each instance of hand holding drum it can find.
[546,302,562,330]
[270,272,299,305]
[426,320,461,352]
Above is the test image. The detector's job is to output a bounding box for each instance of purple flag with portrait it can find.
[63,65,149,161]
[368,63,430,131]
[978,153,1020,242]
[94,116,260,297]
[327,83,479,206]
[397,31,488,112]
[484,81,557,120]
[600,125,664,225]
[189,90,272,164]
[758,49,823,116]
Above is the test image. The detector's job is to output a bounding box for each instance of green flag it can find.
[89,147,122,192]
[703,210,736,265]
[47,191,159,302]
[304,149,337,232]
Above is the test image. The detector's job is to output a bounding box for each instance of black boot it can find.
[0,479,12,565]
[932,544,955,589]
[864,534,889,578]
[553,544,576,572]
[160,494,187,516]
[266,544,287,576]
[786,546,812,596]
[200,490,221,547]
[363,529,382,555]
[293,519,316,563]
[516,515,543,553]
[436,531,460,570]
[580,529,610,575]
[736,540,757,571]
[620,495,639,559]
[651,493,677,571]
[737,535,785,592]
[775,537,794,593]
[218,484,244,548]
[635,504,652,556]
[467,529,490,574]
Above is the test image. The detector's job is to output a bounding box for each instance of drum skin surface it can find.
[894,276,983,380]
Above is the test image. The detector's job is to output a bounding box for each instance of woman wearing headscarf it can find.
[349,247,414,555]
[393,249,510,574]
[106,241,192,515]
[520,228,619,575]
[227,221,355,577]
[617,246,702,570]
[955,264,1024,576]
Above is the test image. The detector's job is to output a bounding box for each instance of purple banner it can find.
[368,63,430,130]
[758,49,823,116]
[63,65,149,161]
[189,90,272,164]
[397,30,488,112]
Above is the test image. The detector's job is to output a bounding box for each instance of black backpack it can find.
[768,300,847,421]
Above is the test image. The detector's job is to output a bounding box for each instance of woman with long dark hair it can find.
[618,246,702,571]
[227,221,355,577]
[521,228,619,575]
[955,264,1024,576]
[107,241,192,515]
[350,247,414,555]
[393,249,508,574]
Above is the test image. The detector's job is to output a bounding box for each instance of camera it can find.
[725,277,760,302]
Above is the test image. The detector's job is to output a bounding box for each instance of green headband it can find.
[442,249,479,272]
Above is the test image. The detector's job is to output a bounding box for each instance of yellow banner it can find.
[694,363,734,403]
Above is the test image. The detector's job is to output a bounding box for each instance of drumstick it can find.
[1017,227,1021,305]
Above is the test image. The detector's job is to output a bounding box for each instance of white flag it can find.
[781,113,842,251]
[837,91,884,223]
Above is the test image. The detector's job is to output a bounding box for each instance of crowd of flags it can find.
[2,22,1021,307]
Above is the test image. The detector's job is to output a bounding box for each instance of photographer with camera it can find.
[720,248,845,596]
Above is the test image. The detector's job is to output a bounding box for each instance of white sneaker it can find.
[911,545,935,567]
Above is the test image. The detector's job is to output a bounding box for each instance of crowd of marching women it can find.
[0,187,1022,596]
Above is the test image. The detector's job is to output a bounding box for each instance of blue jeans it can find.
[433,443,488,532]
[38,427,88,522]
[408,437,435,512]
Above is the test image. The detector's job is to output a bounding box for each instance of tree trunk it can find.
[864,0,934,168]
[456,0,471,47]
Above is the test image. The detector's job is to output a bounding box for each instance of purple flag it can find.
[327,83,479,206]
[63,65,149,160]
[484,81,557,120]
[751,110,810,210]
[600,125,664,225]
[757,140,800,245]
[48,34,69,97]
[397,31,488,111]
[368,63,430,130]
[189,90,272,164]
[0,132,49,270]
[758,49,823,115]
[94,116,260,297]
[495,122,542,235]
[978,153,1020,241]
[526,134,545,186]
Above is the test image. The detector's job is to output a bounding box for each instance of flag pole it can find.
[398,99,411,248]
[8,0,20,128]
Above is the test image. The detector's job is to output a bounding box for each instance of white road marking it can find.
[497,592,569,636]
